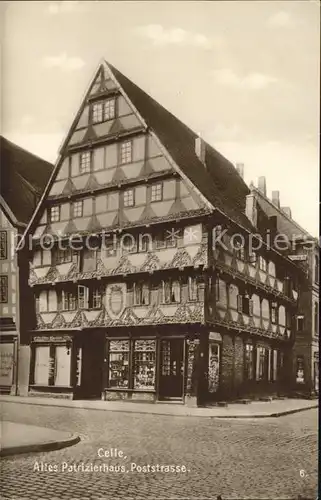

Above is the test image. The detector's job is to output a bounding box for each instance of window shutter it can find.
[249,299,253,316]
[78,285,89,309]
[237,295,243,313]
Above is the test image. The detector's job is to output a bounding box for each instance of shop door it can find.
[75,334,104,399]
[159,339,184,399]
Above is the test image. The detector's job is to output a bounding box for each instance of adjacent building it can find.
[251,178,319,395]
[20,61,308,404]
[0,136,53,394]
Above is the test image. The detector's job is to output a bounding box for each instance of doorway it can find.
[74,333,104,399]
[159,338,184,399]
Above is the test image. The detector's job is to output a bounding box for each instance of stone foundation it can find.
[104,390,156,402]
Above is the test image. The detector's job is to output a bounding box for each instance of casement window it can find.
[244,344,254,380]
[108,340,130,388]
[78,285,89,309]
[155,229,180,249]
[104,237,117,257]
[54,248,72,265]
[296,315,304,332]
[235,241,246,260]
[49,205,60,223]
[133,340,156,389]
[188,277,201,301]
[38,290,58,313]
[138,234,152,252]
[33,344,71,387]
[151,183,163,202]
[256,346,268,381]
[0,275,8,303]
[259,256,267,272]
[271,302,278,324]
[249,252,257,266]
[120,141,132,164]
[61,291,77,311]
[104,98,115,120]
[91,288,102,309]
[80,151,91,174]
[92,102,103,123]
[315,255,319,284]
[123,189,135,207]
[73,200,83,218]
[237,295,253,316]
[133,283,150,306]
[121,234,137,254]
[107,339,156,390]
[0,231,8,260]
[81,248,97,272]
[162,279,180,304]
[314,302,319,335]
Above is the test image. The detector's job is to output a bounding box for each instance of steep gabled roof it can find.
[107,62,253,232]
[0,136,54,225]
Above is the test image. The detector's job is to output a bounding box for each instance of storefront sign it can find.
[0,343,14,387]
[209,332,222,342]
[33,335,73,343]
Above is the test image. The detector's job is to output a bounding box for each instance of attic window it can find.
[104,99,115,120]
[92,102,103,124]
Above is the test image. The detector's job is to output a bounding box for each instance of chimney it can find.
[282,206,292,218]
[245,194,257,227]
[272,190,280,208]
[257,176,266,196]
[235,163,244,178]
[195,136,206,164]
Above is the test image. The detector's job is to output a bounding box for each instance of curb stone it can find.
[0,433,81,458]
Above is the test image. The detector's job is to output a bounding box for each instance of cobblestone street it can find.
[0,402,318,500]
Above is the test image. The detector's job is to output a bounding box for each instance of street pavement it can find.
[0,402,318,500]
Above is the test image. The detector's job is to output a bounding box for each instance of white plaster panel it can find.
[118,96,132,116]
[133,136,145,162]
[105,144,118,167]
[149,156,171,172]
[56,158,69,181]
[93,147,105,172]
[83,198,93,216]
[76,105,89,129]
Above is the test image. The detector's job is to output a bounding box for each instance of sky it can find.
[1,0,319,236]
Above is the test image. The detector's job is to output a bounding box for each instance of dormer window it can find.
[80,151,91,174]
[120,141,132,164]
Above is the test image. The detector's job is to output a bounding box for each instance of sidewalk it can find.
[0,394,318,419]
[0,421,80,457]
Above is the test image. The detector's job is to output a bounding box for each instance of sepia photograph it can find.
[0,1,319,499]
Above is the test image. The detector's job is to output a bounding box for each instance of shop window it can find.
[61,290,76,311]
[34,346,50,385]
[108,340,130,388]
[162,280,180,304]
[237,295,253,316]
[54,346,71,386]
[54,248,72,265]
[33,345,71,387]
[80,151,91,174]
[208,343,220,393]
[0,231,8,260]
[256,346,268,381]
[49,205,60,223]
[151,183,163,202]
[120,141,132,164]
[259,256,267,272]
[0,275,8,303]
[133,340,156,390]
[271,302,278,324]
[296,356,305,383]
[314,302,319,335]
[244,344,254,380]
[133,283,150,306]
